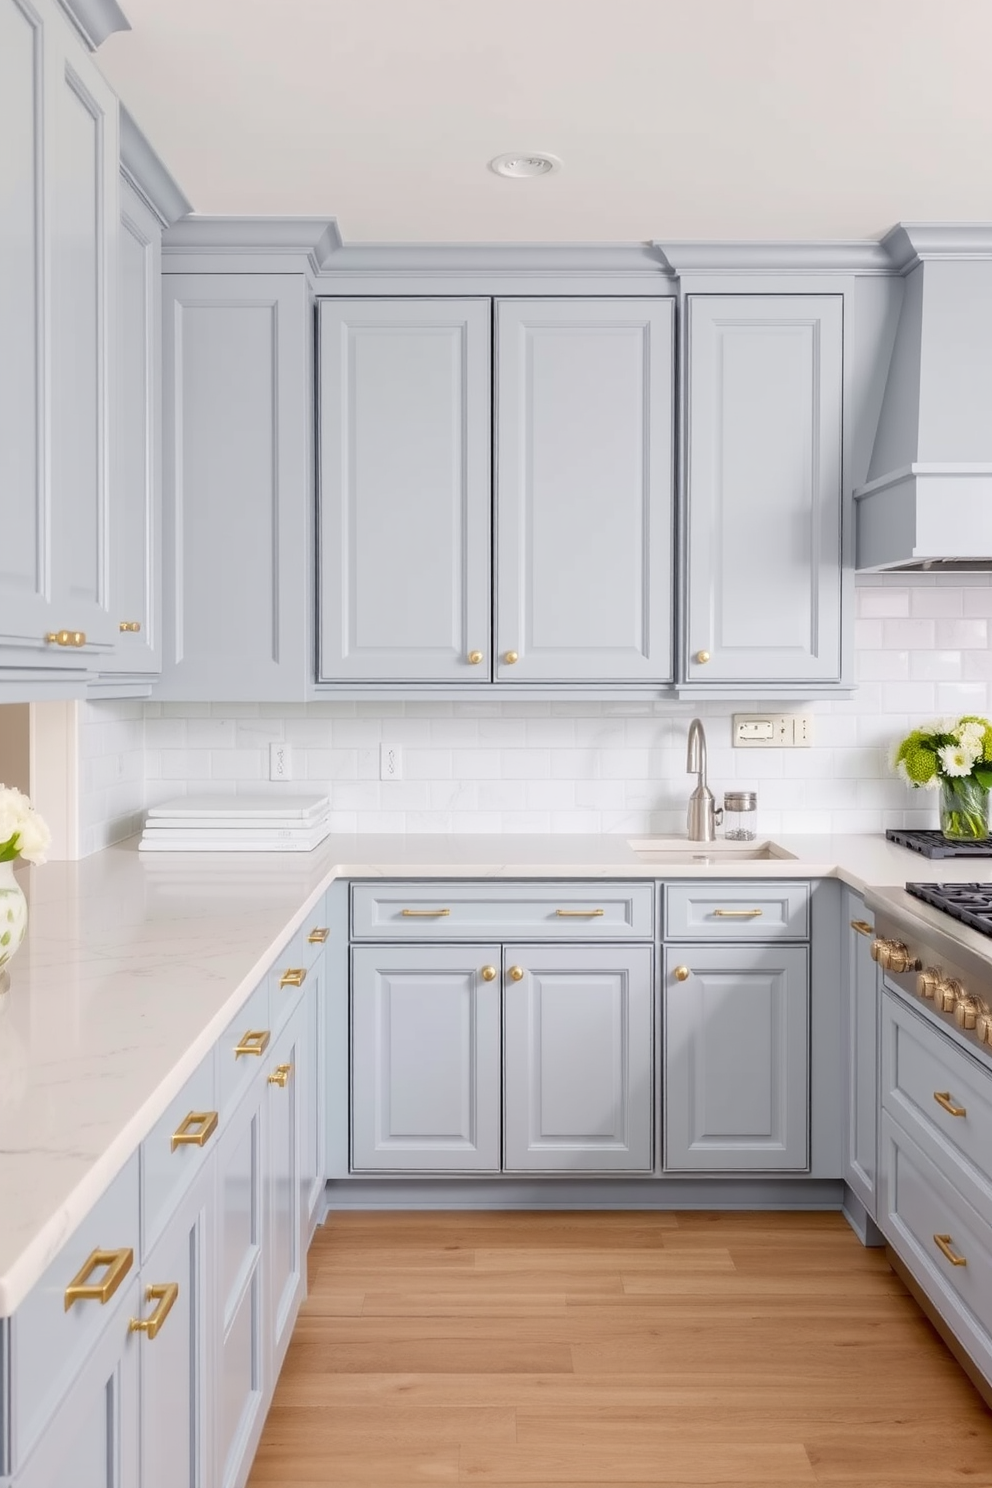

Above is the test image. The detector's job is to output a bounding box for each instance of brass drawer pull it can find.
[555,908,605,918]
[64,1247,133,1311]
[129,1282,178,1339]
[279,967,307,988]
[933,1091,967,1118]
[850,919,875,937]
[933,1233,967,1267]
[308,927,329,944]
[713,908,763,919]
[171,1110,219,1151]
[235,1029,270,1058]
[44,629,86,647]
[268,1062,293,1088]
[118,620,142,633]
[401,908,451,917]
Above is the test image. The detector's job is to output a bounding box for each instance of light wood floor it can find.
[248,1210,992,1487]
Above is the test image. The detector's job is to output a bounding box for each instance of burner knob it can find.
[976,1006,992,1046]
[935,978,963,1014]
[870,938,888,964]
[917,967,942,1000]
[955,996,980,1031]
[884,941,922,975]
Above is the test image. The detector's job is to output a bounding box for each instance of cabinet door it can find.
[844,891,878,1215]
[160,274,310,699]
[300,948,327,1241]
[215,1077,265,1488]
[496,299,674,683]
[684,295,843,684]
[266,996,306,1381]
[503,945,654,1171]
[12,1283,139,1488]
[101,176,162,675]
[351,945,501,1171]
[138,1164,213,1488]
[318,299,491,682]
[664,944,810,1171]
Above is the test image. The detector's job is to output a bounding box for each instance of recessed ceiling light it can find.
[489,152,561,179]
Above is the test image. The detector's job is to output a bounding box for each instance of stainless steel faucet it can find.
[686,718,722,841]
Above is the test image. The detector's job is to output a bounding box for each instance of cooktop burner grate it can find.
[906,882,992,935]
[886,828,992,859]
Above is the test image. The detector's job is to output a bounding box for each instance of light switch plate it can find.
[269,742,292,779]
[380,742,403,780]
[732,713,813,748]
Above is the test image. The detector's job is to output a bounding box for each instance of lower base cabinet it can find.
[844,891,878,1216]
[663,944,810,1171]
[267,998,307,1380]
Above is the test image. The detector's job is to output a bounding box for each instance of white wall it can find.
[78,700,145,856]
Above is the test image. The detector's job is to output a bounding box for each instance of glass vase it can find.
[939,776,990,842]
[0,859,27,992]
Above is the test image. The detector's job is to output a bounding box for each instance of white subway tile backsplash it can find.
[935,618,989,650]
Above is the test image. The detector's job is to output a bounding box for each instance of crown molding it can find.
[119,107,191,227]
[315,241,673,279]
[55,0,129,49]
[656,240,892,276]
[881,222,992,273]
[162,216,342,274]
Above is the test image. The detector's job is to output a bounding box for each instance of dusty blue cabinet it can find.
[683,295,844,685]
[844,892,878,1217]
[266,996,307,1381]
[495,299,675,683]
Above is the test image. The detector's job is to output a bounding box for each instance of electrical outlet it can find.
[269,742,292,780]
[380,742,403,781]
[733,713,814,748]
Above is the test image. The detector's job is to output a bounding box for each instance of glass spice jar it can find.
[723,790,757,841]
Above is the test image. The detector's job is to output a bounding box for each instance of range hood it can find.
[855,224,992,572]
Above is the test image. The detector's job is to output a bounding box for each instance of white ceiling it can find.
[98,0,992,243]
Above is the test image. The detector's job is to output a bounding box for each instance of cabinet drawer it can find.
[665,882,809,940]
[351,882,654,941]
[10,1152,139,1473]
[881,990,992,1198]
[879,1111,992,1371]
[218,976,271,1120]
[140,1053,217,1260]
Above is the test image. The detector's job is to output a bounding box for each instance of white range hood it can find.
[856,224,992,572]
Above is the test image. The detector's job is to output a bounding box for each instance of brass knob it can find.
[503,651,519,665]
[976,1007,992,1046]
[934,978,962,1014]
[673,966,690,982]
[468,650,484,665]
[268,1063,292,1088]
[508,965,524,982]
[955,997,980,1031]
[481,965,497,981]
[119,621,141,633]
[870,938,887,965]
[882,941,921,975]
[694,650,711,665]
[917,967,941,999]
[44,630,86,647]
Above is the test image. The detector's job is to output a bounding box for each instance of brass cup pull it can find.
[44,629,86,647]
[234,1029,271,1058]
[401,908,450,917]
[129,1282,178,1339]
[481,966,497,981]
[933,1091,967,1118]
[503,651,519,665]
[268,1062,293,1088]
[555,908,605,918]
[934,1233,967,1268]
[673,966,690,982]
[279,967,307,988]
[468,650,484,665]
[713,909,763,919]
[508,966,525,982]
[171,1110,219,1151]
[118,621,142,633]
[850,919,875,937]
[308,927,329,944]
[64,1247,133,1311]
[694,650,711,664]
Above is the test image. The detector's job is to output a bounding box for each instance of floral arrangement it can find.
[0,785,51,866]
[894,716,992,840]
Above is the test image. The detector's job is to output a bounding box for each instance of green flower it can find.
[900,739,939,786]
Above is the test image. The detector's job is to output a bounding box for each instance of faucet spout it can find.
[685,718,721,842]
[686,717,707,780]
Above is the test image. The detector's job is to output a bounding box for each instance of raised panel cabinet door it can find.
[265,997,306,1382]
[496,299,675,683]
[664,944,810,1171]
[160,274,310,699]
[102,176,162,675]
[138,1163,213,1488]
[318,299,491,682]
[844,891,878,1215]
[502,945,654,1172]
[684,295,843,683]
[351,945,502,1171]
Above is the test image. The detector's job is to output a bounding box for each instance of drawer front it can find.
[881,990,992,1197]
[879,1111,992,1371]
[11,1152,140,1472]
[218,976,271,1120]
[141,1052,218,1260]
[665,882,810,940]
[351,882,654,941]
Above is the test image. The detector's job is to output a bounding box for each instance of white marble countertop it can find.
[1,829,990,1315]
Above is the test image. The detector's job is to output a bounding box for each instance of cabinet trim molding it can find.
[54,0,128,49]
[119,105,191,228]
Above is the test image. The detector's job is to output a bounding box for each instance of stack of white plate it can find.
[138,794,331,852]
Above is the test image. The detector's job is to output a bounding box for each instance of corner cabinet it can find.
[682,295,844,687]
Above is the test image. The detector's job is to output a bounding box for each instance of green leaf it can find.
[974,768,992,791]
[0,834,19,863]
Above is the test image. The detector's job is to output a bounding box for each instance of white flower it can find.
[14,811,50,866]
[939,744,975,779]
[0,784,50,865]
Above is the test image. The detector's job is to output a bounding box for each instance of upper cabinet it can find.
[682,295,844,687]
[0,0,119,669]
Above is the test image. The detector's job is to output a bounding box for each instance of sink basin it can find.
[627,837,797,864]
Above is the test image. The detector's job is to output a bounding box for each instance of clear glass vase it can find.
[0,859,28,992]
[939,776,990,842]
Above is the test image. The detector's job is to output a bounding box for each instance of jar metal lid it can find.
[723,791,757,811]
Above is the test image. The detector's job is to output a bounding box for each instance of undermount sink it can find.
[627,837,798,863]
